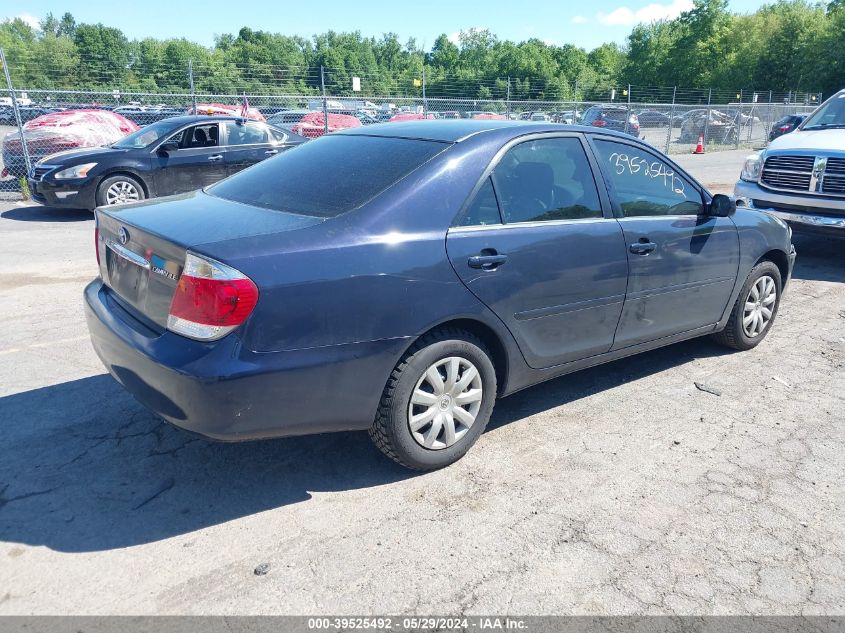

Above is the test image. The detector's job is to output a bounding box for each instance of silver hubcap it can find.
[743,275,777,338]
[105,180,140,205]
[408,357,483,450]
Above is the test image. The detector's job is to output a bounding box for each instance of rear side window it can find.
[454,177,501,227]
[209,135,447,218]
[492,137,602,223]
[225,121,269,145]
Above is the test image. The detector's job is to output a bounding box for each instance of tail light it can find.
[778,125,791,133]
[592,119,607,127]
[94,222,100,266]
[167,252,259,341]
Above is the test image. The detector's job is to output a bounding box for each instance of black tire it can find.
[95,174,146,208]
[712,260,782,351]
[369,328,497,471]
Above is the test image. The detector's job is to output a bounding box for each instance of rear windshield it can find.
[208,134,447,217]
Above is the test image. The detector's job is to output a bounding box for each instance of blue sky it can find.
[7,0,767,50]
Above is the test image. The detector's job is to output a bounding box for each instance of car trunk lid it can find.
[96,190,323,330]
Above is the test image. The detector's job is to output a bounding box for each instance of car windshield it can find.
[802,93,845,129]
[208,134,448,218]
[111,119,178,148]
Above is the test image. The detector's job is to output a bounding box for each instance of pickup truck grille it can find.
[823,174,845,194]
[760,158,812,191]
[760,155,845,197]
[764,155,815,172]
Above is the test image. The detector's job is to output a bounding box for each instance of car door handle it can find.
[468,253,508,270]
[629,241,657,255]
[208,154,223,162]
[264,149,279,155]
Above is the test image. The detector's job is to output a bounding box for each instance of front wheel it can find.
[712,261,782,351]
[369,329,497,471]
[96,175,146,207]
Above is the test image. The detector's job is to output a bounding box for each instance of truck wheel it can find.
[96,175,145,207]
[712,261,782,351]
[369,329,497,471]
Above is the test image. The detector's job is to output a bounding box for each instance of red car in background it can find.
[2,109,139,178]
[189,103,266,122]
[288,112,362,138]
[471,112,508,120]
[389,113,437,122]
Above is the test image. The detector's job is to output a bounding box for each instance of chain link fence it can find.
[0,50,824,197]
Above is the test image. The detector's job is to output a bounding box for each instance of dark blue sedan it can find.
[85,120,795,470]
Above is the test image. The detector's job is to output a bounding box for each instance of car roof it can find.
[158,114,269,126]
[335,119,638,144]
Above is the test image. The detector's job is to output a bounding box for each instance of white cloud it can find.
[3,13,40,30]
[597,0,693,26]
[571,15,589,24]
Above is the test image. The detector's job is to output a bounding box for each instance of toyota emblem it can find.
[118,227,129,245]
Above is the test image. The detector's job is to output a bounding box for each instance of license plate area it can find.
[105,239,150,306]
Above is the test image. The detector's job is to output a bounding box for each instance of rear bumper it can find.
[734,180,845,234]
[84,279,408,441]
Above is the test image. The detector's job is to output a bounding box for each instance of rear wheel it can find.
[369,329,497,471]
[713,261,782,351]
[96,175,145,207]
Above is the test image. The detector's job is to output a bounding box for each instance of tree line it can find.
[0,0,842,101]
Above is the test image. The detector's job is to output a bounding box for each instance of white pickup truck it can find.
[734,89,845,235]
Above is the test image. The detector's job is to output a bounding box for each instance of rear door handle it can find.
[468,254,508,270]
[629,241,657,255]
[264,149,279,155]
[208,154,223,162]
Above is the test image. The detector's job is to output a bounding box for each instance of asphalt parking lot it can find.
[0,154,843,615]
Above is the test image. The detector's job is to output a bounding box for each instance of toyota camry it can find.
[85,120,795,470]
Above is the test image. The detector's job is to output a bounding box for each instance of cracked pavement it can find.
[0,184,843,615]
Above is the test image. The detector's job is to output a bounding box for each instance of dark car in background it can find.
[679,109,739,144]
[85,120,793,471]
[636,109,671,127]
[768,114,806,141]
[581,105,640,137]
[0,105,63,126]
[28,115,305,210]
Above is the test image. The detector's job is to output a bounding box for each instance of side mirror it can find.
[158,142,178,156]
[709,194,736,217]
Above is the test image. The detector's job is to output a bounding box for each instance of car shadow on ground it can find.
[0,205,92,222]
[790,233,845,283]
[0,335,733,554]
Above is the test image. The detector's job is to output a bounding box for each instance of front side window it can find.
[181,123,219,149]
[492,137,602,223]
[593,139,703,217]
[225,121,270,146]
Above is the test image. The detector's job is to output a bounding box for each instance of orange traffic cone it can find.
[693,133,705,154]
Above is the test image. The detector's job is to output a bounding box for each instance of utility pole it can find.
[422,67,427,117]
[506,76,511,119]
[321,65,328,135]
[0,48,31,175]
[187,59,197,115]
